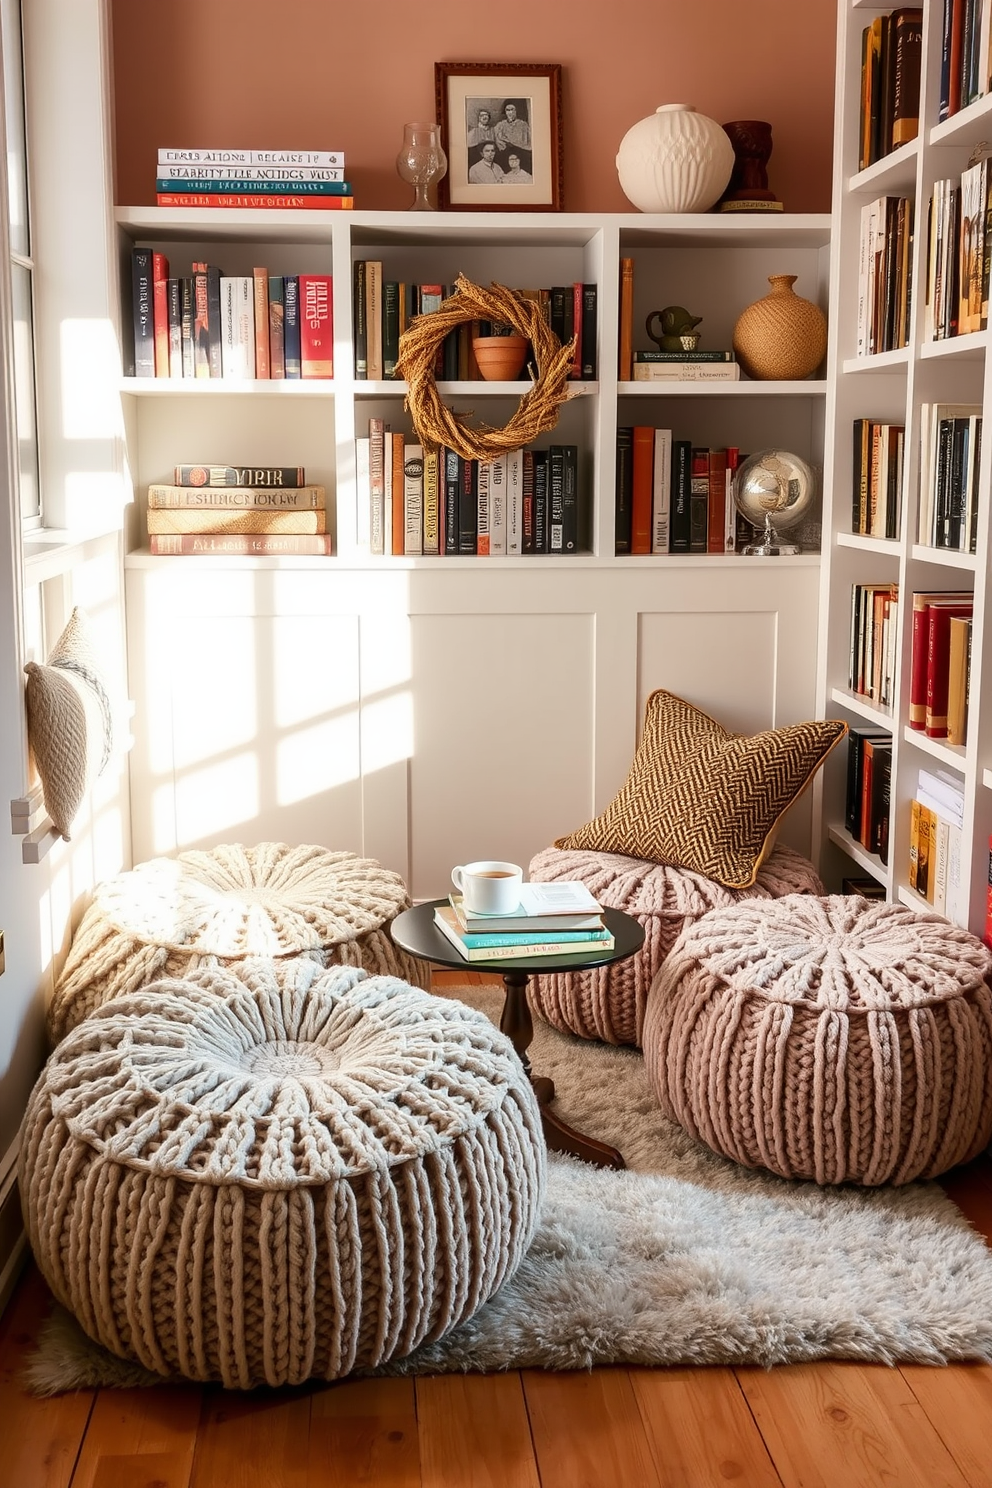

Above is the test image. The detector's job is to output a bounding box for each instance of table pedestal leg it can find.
[499,971,624,1170]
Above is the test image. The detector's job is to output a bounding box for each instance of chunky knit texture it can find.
[20,960,546,1388]
[644,894,992,1185]
[48,842,424,1044]
[527,843,823,1046]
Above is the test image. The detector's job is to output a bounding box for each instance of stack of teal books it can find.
[434,881,611,961]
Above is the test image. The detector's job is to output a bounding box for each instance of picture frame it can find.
[435,63,563,211]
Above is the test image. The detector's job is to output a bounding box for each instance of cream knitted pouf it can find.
[47,842,424,1044]
[644,894,992,1185]
[20,959,546,1388]
[526,843,823,1046]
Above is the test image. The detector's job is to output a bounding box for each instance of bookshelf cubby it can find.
[815,0,992,936]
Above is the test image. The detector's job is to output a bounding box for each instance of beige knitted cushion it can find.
[644,894,992,1185]
[526,842,823,1046]
[20,959,546,1388]
[48,842,423,1043]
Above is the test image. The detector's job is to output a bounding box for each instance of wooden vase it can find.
[472,334,528,381]
[732,275,827,380]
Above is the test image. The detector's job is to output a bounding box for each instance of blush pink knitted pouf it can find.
[526,843,822,1047]
[644,894,992,1186]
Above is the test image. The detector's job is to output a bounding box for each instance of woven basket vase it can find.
[526,842,822,1047]
[644,894,992,1186]
[47,842,425,1045]
[20,960,546,1388]
[732,274,827,381]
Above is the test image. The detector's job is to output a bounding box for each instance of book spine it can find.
[631,363,740,381]
[422,449,440,556]
[548,445,565,552]
[403,444,424,556]
[252,267,270,379]
[180,276,195,379]
[156,177,353,195]
[651,428,671,554]
[206,265,223,377]
[149,533,333,555]
[157,162,347,181]
[633,350,737,362]
[560,444,579,553]
[706,448,728,554]
[173,465,307,487]
[444,448,459,556]
[670,440,692,553]
[369,417,386,556]
[505,448,523,556]
[283,275,301,378]
[382,280,400,378]
[150,484,323,510]
[630,426,654,554]
[570,282,583,379]
[365,262,383,380]
[581,283,597,378]
[353,260,367,378]
[158,148,345,167]
[618,257,634,380]
[192,262,210,378]
[522,449,535,554]
[459,457,478,554]
[155,193,355,210]
[166,276,182,379]
[147,508,325,535]
[476,459,491,555]
[689,447,709,553]
[925,601,973,736]
[532,450,549,553]
[489,452,507,555]
[268,275,285,379]
[455,927,612,948]
[152,251,170,377]
[131,247,154,377]
[615,426,633,555]
[299,274,333,378]
[389,432,403,555]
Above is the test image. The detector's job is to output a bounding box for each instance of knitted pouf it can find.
[20,958,546,1388]
[526,842,823,1047]
[644,894,992,1185]
[47,841,424,1044]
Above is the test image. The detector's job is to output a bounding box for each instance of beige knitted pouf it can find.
[526,843,823,1047]
[20,958,546,1388]
[644,894,992,1185]
[48,841,424,1044]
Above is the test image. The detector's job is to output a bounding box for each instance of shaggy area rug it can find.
[24,985,992,1393]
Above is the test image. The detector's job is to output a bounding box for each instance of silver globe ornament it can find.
[732,448,816,556]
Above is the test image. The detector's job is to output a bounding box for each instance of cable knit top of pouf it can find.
[48,843,417,1044]
[21,959,546,1387]
[644,894,992,1185]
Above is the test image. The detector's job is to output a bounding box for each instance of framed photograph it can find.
[435,63,563,211]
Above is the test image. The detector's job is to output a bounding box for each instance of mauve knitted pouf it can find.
[47,842,424,1044]
[526,843,823,1046]
[20,959,546,1388]
[644,894,992,1185]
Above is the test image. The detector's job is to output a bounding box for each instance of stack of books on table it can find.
[435,881,613,962]
[146,465,332,556]
[155,148,353,210]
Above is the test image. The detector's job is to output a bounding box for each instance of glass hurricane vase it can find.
[396,122,447,211]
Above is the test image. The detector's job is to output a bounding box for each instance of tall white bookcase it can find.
[117,208,831,899]
[816,0,992,932]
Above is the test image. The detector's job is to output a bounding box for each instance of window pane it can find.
[1,0,28,258]
[11,260,38,517]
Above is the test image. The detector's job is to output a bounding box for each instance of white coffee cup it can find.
[451,860,523,915]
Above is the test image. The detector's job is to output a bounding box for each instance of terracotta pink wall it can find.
[110,0,835,213]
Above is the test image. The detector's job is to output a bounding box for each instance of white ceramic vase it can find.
[616,103,735,214]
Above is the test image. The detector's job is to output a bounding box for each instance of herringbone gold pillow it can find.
[556,690,847,889]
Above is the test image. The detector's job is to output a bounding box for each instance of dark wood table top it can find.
[391,899,644,976]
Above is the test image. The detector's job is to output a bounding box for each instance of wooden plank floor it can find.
[6,969,992,1488]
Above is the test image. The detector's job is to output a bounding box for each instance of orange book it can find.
[155,192,354,210]
[631,426,655,554]
[925,599,973,737]
[391,432,405,555]
[706,448,728,554]
[618,257,634,381]
[252,267,270,378]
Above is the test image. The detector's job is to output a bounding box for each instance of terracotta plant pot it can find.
[472,334,528,381]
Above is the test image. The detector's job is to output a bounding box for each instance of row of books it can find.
[145,465,332,556]
[852,418,904,539]
[436,883,611,962]
[909,768,966,921]
[353,268,598,382]
[615,430,741,555]
[155,146,355,211]
[909,591,973,742]
[130,251,333,380]
[846,725,892,864]
[858,9,923,171]
[849,582,899,709]
[856,195,914,357]
[917,404,982,552]
[938,0,992,122]
[925,159,991,342]
[358,422,581,556]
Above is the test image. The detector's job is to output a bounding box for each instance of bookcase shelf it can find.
[816,0,992,938]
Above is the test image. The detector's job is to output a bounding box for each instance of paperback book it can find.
[434,905,614,962]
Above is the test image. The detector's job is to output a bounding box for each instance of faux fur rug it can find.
[24,985,992,1393]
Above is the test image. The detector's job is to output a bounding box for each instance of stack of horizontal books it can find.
[147,464,331,556]
[434,881,612,962]
[155,147,353,210]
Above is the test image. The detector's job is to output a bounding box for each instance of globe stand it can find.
[742,512,802,557]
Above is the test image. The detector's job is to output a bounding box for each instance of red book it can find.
[909,591,970,728]
[571,282,583,379]
[925,599,973,737]
[706,448,728,554]
[152,252,169,377]
[155,192,355,210]
[299,274,333,378]
[631,426,655,554]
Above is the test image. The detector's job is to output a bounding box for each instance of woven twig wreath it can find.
[394,273,576,462]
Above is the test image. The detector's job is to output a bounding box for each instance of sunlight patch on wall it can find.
[361,692,414,774]
[272,616,360,728]
[277,714,360,805]
[361,613,412,695]
[172,753,260,847]
[60,319,124,439]
[62,471,129,532]
[170,619,259,771]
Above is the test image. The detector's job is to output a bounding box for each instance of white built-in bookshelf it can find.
[815,0,992,935]
[116,207,831,897]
